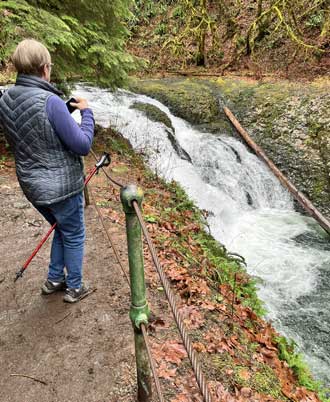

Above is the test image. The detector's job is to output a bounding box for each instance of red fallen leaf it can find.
[245,308,258,321]
[180,305,205,329]
[282,387,295,400]
[204,331,235,356]
[185,277,211,296]
[240,387,252,398]
[157,362,177,380]
[260,347,277,359]
[214,383,237,402]
[171,395,190,402]
[166,266,189,282]
[219,284,232,298]
[148,316,169,332]
[163,222,175,231]
[154,340,187,365]
[199,299,216,311]
[255,325,278,351]
[295,387,320,402]
[181,223,201,233]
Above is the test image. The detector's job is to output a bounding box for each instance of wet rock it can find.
[292,231,330,251]
[246,191,253,206]
[130,100,191,162]
[166,128,191,163]
[130,101,174,131]
[214,78,330,219]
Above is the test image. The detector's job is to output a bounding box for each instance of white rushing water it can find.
[73,85,330,385]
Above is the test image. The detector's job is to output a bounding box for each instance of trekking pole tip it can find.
[14,268,24,283]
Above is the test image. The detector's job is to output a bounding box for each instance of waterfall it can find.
[73,85,330,386]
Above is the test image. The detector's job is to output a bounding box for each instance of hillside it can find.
[128,0,330,80]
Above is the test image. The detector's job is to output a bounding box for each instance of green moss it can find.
[130,78,221,124]
[130,101,174,131]
[252,366,283,399]
[312,177,327,196]
[211,355,284,399]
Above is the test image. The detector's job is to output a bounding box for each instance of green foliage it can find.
[129,0,329,72]
[306,11,324,28]
[197,234,265,316]
[154,23,168,36]
[276,336,330,401]
[131,0,168,26]
[0,0,138,88]
[172,5,184,19]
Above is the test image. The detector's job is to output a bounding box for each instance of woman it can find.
[0,39,95,302]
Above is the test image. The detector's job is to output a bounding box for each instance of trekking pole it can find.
[14,152,111,282]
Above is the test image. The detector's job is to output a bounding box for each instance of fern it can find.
[0,0,138,88]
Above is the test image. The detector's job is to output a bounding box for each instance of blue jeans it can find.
[35,192,85,289]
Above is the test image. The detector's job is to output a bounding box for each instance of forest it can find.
[1,0,330,85]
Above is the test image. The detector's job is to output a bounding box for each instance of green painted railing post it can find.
[120,184,151,402]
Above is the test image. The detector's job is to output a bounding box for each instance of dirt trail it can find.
[0,160,139,402]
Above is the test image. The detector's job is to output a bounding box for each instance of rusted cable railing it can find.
[141,323,165,402]
[133,200,213,402]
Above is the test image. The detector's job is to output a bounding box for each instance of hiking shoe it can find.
[41,279,66,295]
[63,284,90,303]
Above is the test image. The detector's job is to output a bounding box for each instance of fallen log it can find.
[224,106,330,236]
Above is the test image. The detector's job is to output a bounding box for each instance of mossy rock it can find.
[130,101,174,131]
[213,78,330,219]
[130,100,191,162]
[130,78,221,125]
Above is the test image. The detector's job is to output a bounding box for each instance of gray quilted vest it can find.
[0,75,84,206]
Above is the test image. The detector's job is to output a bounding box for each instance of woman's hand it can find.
[70,97,89,111]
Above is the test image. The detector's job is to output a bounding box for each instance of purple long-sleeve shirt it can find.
[46,95,94,156]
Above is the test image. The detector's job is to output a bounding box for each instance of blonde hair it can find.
[11,39,51,76]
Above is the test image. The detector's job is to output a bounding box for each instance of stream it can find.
[74,85,330,386]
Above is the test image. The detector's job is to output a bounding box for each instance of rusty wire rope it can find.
[90,149,213,402]
[132,201,213,402]
[88,178,165,402]
[141,323,165,402]
[88,188,130,285]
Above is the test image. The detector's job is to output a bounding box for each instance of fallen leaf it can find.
[158,362,177,380]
